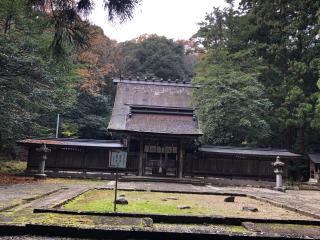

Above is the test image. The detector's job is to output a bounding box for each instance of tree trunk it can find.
[298,123,305,154]
[3,16,12,34]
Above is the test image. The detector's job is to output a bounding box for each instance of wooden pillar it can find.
[82,149,86,174]
[54,148,58,170]
[231,158,234,179]
[138,138,144,176]
[179,140,184,178]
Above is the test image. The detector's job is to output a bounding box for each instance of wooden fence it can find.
[184,152,289,179]
[27,146,139,173]
[27,146,290,179]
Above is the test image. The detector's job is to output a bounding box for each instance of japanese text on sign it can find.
[110,151,127,169]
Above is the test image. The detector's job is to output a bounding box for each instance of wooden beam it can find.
[179,140,184,178]
[138,138,144,176]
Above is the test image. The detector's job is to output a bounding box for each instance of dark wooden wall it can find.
[184,152,290,179]
[27,145,292,179]
[27,146,139,173]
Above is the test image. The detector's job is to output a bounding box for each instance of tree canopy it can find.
[118,34,191,80]
[34,0,138,51]
[0,0,138,153]
[193,0,320,154]
[193,49,271,145]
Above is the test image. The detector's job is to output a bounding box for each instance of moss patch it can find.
[2,211,145,229]
[154,223,250,234]
[45,178,107,186]
[255,223,320,237]
[62,190,314,220]
[64,190,185,215]
[0,160,26,174]
[230,225,249,233]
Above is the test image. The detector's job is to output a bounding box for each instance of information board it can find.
[110,151,127,169]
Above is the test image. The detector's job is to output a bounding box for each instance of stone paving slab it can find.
[39,187,90,209]
[0,179,108,213]
[8,186,90,214]
[0,183,63,211]
[107,181,212,192]
[248,190,320,219]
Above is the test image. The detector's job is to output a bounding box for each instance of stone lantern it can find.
[35,143,51,179]
[271,156,285,192]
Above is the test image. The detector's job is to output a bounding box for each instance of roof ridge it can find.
[113,78,200,88]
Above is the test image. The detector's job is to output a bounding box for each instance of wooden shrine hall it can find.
[18,77,301,180]
[309,153,320,184]
[107,77,202,178]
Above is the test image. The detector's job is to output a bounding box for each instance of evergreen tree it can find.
[28,0,140,54]
[0,0,79,154]
[239,0,320,152]
[193,0,320,153]
[118,35,190,80]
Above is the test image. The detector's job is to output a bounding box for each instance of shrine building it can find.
[107,77,202,178]
[18,77,302,180]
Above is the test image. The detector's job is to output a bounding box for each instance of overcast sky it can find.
[89,0,229,42]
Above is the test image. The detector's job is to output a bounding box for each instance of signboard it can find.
[110,151,127,212]
[110,151,127,169]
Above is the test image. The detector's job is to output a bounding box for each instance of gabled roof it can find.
[17,138,124,149]
[199,145,301,158]
[108,78,202,136]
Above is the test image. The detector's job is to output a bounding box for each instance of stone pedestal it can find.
[35,143,50,180]
[34,173,47,179]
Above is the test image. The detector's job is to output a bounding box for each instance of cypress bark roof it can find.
[108,78,202,136]
[17,138,124,149]
[199,145,301,158]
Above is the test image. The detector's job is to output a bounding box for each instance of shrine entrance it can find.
[144,142,178,177]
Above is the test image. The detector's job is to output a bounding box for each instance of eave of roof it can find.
[309,154,320,164]
[122,113,202,136]
[199,145,301,158]
[17,138,124,149]
[108,129,203,137]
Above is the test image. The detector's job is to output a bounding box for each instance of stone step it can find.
[119,176,205,185]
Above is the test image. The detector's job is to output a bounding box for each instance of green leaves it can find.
[194,0,320,155]
[194,49,271,145]
[0,8,80,153]
[119,35,190,80]
[25,0,140,55]
[69,90,112,139]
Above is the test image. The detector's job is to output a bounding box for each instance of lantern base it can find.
[34,173,47,180]
[273,186,286,192]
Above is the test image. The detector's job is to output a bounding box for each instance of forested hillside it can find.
[193,0,320,155]
[0,0,138,155]
[0,0,80,154]
[0,0,194,156]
